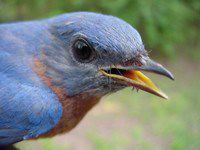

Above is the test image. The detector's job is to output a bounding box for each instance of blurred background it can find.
[0,0,199,150]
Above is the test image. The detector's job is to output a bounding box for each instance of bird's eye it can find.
[72,39,95,63]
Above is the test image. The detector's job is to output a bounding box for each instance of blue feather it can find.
[0,34,62,145]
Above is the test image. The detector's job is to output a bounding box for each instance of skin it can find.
[0,12,173,146]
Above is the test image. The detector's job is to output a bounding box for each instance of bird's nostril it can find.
[123,59,143,67]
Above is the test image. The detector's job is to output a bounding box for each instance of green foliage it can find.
[0,0,199,58]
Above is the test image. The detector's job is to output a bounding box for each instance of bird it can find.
[0,12,174,147]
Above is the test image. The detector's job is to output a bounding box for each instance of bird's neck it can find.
[40,93,101,138]
[33,58,102,138]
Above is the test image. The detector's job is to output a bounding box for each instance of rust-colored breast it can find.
[33,58,101,138]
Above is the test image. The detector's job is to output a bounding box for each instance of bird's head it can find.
[43,12,174,100]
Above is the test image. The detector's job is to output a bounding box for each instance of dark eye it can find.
[72,39,95,63]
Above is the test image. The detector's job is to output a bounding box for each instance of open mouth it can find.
[99,68,168,99]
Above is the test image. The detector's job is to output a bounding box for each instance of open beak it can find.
[99,58,174,99]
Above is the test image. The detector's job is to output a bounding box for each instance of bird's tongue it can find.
[122,70,168,99]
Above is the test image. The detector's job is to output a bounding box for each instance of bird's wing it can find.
[0,50,62,146]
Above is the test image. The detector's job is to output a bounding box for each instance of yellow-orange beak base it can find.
[99,69,168,99]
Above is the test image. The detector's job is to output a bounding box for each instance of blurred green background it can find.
[0,0,199,150]
[0,0,199,58]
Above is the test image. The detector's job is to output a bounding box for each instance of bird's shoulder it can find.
[0,51,63,146]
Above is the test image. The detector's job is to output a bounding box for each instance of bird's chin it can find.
[99,68,168,99]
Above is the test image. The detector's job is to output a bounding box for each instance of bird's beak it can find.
[99,57,174,99]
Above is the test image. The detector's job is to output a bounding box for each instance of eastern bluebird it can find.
[0,12,174,146]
